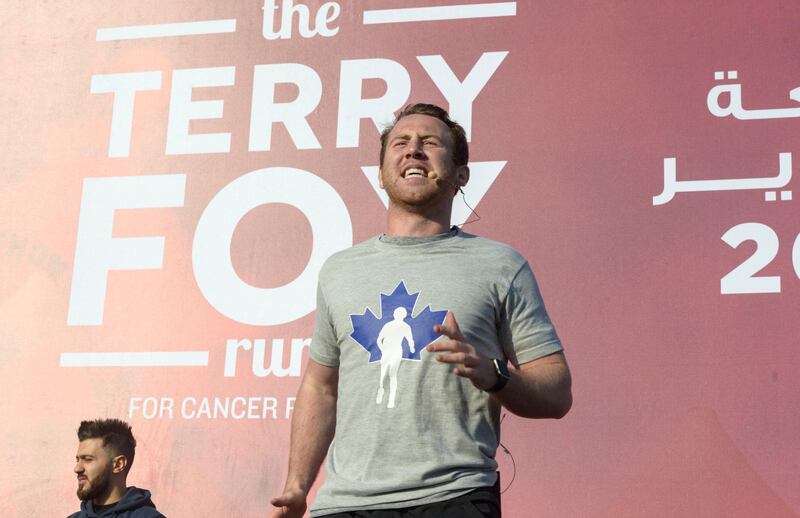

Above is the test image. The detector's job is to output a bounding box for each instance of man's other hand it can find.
[269,488,307,518]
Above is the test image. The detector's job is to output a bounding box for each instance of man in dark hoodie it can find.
[68,419,165,518]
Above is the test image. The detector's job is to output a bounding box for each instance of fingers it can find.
[269,491,306,518]
[426,312,496,389]
[426,339,460,353]
[434,312,463,340]
[434,351,470,366]
[453,365,477,378]
[427,339,474,367]
[451,359,494,389]
[269,496,287,507]
[427,313,471,362]
[428,335,481,379]
[270,492,296,507]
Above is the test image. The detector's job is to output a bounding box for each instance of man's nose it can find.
[405,140,425,158]
[74,462,83,474]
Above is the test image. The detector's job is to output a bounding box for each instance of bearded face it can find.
[379,114,468,213]
[74,438,114,501]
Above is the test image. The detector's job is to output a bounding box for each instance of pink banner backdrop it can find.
[1,1,798,516]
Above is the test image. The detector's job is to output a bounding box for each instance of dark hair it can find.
[379,103,469,168]
[77,419,136,472]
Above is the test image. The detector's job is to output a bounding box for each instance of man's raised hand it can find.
[428,312,499,391]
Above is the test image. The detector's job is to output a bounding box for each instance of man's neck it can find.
[93,483,127,507]
[384,204,452,237]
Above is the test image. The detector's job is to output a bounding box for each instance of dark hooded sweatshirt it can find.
[67,486,165,518]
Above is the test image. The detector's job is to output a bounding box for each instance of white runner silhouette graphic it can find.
[375,307,415,408]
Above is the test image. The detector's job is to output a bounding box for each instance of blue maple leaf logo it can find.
[350,281,448,362]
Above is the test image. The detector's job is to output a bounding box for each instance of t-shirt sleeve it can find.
[309,279,341,367]
[499,262,563,365]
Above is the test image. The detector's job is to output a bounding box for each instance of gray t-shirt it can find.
[309,229,562,516]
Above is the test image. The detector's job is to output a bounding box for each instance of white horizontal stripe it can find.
[96,19,236,41]
[363,2,516,24]
[60,351,209,367]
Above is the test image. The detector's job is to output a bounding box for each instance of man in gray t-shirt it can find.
[269,104,572,518]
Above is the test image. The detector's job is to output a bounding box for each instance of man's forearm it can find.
[283,363,338,493]
[493,352,572,419]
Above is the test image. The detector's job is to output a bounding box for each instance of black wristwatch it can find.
[485,359,510,393]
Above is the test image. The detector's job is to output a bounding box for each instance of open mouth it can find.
[403,167,428,178]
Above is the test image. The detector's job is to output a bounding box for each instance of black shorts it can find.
[323,479,501,518]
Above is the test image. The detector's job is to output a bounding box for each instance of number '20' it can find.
[721,222,800,294]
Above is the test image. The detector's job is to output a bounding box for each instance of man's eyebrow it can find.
[390,132,441,141]
[76,454,94,460]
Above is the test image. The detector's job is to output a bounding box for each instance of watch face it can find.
[487,359,511,393]
[500,362,510,378]
[495,359,510,379]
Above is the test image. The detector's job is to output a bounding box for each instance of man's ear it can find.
[111,455,128,475]
[457,165,470,189]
